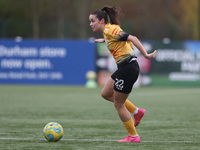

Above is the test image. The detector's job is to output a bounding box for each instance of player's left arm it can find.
[127,35,157,59]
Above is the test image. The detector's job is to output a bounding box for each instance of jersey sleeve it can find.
[108,26,129,41]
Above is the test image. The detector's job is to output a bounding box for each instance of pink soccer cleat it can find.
[117,135,140,143]
[134,109,146,127]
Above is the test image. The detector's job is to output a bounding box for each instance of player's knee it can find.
[101,90,108,99]
[101,90,113,101]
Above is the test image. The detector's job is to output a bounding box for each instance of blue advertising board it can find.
[0,40,96,85]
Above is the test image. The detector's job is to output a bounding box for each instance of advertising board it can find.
[0,40,95,85]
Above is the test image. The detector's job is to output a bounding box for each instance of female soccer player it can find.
[89,6,157,143]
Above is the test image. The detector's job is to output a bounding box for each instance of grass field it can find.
[0,85,200,150]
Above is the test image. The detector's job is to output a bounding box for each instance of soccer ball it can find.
[43,122,64,142]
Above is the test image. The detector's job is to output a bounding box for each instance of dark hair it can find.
[91,6,120,25]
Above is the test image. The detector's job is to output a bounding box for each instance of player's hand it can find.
[94,38,105,43]
[145,50,157,59]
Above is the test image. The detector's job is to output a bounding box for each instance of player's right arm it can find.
[95,38,105,43]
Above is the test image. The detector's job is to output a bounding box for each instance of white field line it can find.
[0,137,195,143]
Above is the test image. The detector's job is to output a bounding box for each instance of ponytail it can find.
[101,6,120,25]
[91,6,121,25]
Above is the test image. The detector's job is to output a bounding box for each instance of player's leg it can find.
[101,77,145,127]
[101,77,115,102]
[101,77,139,112]
[121,60,145,127]
[113,91,140,142]
[125,99,137,114]
[125,99,146,126]
[113,91,132,122]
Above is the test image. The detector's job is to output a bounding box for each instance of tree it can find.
[0,0,199,40]
[174,0,199,40]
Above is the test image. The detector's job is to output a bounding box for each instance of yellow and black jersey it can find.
[103,23,134,63]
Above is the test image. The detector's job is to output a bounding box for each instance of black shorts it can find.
[111,59,140,94]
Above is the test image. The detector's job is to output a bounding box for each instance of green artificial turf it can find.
[0,85,199,150]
